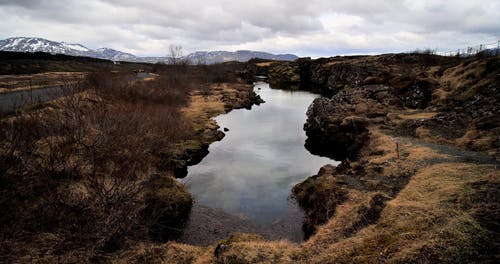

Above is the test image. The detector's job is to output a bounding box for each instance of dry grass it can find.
[182,92,225,130]
[457,129,498,156]
[397,111,438,120]
[308,162,498,263]
[303,189,372,248]
[0,71,86,92]
[158,128,498,263]
[438,60,487,97]
[255,62,275,67]
[0,63,263,262]
[366,129,401,163]
[413,127,455,145]
[435,57,499,106]
[213,240,298,263]
[288,129,496,264]
[116,242,206,264]
[0,70,199,261]
[181,83,255,133]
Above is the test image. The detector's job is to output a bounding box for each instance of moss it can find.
[219,239,230,245]
[228,233,265,243]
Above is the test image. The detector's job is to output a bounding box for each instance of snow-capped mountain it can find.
[0,37,298,63]
[0,37,136,61]
[0,37,92,57]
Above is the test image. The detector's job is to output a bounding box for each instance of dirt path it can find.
[393,133,499,166]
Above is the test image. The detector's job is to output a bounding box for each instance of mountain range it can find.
[0,37,298,63]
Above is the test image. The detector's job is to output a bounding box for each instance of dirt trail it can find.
[393,133,499,166]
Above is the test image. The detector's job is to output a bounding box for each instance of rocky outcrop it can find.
[398,58,500,157]
[296,54,500,239]
[292,164,348,238]
[293,157,399,239]
[304,85,403,160]
[257,54,499,158]
[304,99,369,160]
[267,62,300,90]
[222,89,264,111]
[262,53,460,107]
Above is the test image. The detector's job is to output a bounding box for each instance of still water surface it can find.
[182,82,337,240]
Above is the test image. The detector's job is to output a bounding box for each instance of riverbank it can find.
[110,54,499,263]
[279,53,500,261]
[0,65,264,262]
[166,82,264,178]
[179,83,334,246]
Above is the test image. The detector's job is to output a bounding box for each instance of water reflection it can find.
[182,82,338,230]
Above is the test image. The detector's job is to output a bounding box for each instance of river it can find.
[179,82,338,245]
[0,86,68,114]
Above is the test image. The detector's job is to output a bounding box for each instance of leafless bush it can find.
[0,60,249,260]
[0,72,194,261]
[167,45,191,66]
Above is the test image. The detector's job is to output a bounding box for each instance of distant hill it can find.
[185,50,298,64]
[0,50,155,75]
[0,37,298,64]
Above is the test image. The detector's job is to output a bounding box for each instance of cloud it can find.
[0,0,498,57]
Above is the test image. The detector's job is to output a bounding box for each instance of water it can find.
[181,82,338,242]
[0,86,64,114]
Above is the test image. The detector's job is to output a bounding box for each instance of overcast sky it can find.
[0,0,499,57]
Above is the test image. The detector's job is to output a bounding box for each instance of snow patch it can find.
[62,42,89,51]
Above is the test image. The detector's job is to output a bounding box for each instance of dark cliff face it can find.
[303,85,403,160]
[290,54,500,244]
[255,54,499,159]
[264,53,461,107]
[303,97,369,160]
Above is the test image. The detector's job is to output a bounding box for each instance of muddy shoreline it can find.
[179,201,304,246]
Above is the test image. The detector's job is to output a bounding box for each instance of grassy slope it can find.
[303,129,498,263]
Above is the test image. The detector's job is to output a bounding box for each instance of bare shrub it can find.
[0,72,195,261]
[0,60,250,260]
[167,45,191,66]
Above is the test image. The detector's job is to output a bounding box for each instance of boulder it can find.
[304,85,401,160]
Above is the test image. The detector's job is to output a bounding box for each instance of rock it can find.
[292,164,348,238]
[267,62,300,90]
[221,84,264,111]
[303,84,407,160]
[395,78,436,109]
[362,76,384,85]
[223,127,229,132]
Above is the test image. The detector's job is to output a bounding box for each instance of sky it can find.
[0,0,499,57]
